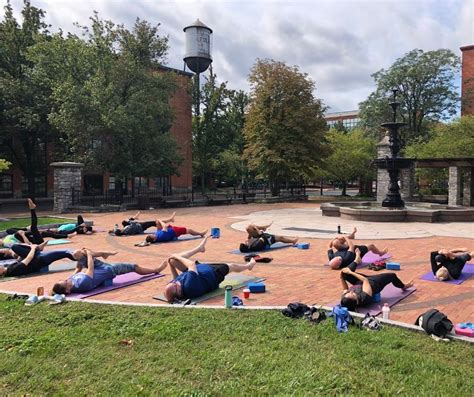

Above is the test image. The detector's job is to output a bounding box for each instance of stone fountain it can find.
[320,90,474,222]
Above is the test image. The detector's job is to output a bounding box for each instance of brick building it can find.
[461,44,474,116]
[0,66,193,198]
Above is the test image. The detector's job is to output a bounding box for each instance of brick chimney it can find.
[461,44,474,116]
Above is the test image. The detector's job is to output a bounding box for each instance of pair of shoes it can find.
[7,293,29,301]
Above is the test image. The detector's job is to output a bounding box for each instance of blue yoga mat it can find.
[229,242,294,255]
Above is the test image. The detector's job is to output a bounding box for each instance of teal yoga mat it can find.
[153,274,265,304]
[46,239,71,246]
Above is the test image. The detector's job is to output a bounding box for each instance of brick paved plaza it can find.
[1,202,473,324]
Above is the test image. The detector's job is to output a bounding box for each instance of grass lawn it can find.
[0,297,472,396]
[0,217,71,231]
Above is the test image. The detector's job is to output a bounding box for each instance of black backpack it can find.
[415,309,453,338]
[282,302,311,318]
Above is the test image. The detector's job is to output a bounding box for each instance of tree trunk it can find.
[270,180,280,196]
[341,181,347,196]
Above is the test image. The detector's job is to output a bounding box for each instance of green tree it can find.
[0,0,53,197]
[0,159,11,172]
[359,49,460,144]
[193,73,249,190]
[30,14,180,186]
[243,59,327,195]
[321,128,376,196]
[404,116,474,194]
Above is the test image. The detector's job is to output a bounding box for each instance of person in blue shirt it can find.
[162,237,257,302]
[51,248,165,294]
[144,219,207,244]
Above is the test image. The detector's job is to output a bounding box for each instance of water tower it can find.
[183,19,213,115]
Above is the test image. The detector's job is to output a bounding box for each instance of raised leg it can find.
[228,258,256,272]
[366,243,388,256]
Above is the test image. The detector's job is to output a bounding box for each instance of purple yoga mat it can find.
[420,263,474,285]
[68,273,165,299]
[331,284,416,317]
[361,252,392,264]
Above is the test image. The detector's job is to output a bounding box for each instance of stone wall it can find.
[51,162,83,213]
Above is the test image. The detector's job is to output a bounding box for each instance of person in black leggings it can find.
[430,248,473,281]
[339,249,414,311]
[0,243,78,277]
[110,211,176,236]
[8,199,44,244]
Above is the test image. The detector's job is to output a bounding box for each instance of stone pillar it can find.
[376,134,390,202]
[400,164,415,201]
[462,167,473,206]
[448,166,462,206]
[50,162,83,213]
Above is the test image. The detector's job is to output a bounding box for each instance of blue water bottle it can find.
[224,286,233,308]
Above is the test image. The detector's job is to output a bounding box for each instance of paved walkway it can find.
[1,202,473,325]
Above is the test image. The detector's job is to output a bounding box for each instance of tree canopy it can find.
[30,13,180,180]
[192,73,249,189]
[321,128,376,195]
[359,49,460,144]
[243,59,327,195]
[405,116,474,159]
[0,0,53,196]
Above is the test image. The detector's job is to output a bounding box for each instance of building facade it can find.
[324,110,361,130]
[461,44,474,116]
[0,66,193,198]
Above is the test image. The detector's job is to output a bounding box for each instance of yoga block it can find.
[39,266,49,273]
[386,262,401,270]
[102,279,113,287]
[211,227,220,238]
[247,282,266,293]
[296,242,310,249]
[372,293,381,303]
[455,324,474,338]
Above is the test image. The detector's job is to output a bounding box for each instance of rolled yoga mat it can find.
[46,239,71,246]
[420,263,474,285]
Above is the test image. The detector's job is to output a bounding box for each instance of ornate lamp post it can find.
[375,89,412,208]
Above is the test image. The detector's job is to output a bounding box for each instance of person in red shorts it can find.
[145,218,207,244]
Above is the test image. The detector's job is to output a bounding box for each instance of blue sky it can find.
[2,0,473,112]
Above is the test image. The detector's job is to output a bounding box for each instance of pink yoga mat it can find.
[420,263,474,285]
[361,252,392,264]
[68,273,164,299]
[331,284,416,317]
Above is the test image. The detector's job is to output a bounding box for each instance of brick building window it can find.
[21,175,46,197]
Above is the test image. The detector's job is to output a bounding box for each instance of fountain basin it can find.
[320,202,474,222]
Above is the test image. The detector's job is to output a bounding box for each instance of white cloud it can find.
[2,0,473,112]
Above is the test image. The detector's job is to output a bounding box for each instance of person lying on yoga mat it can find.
[42,215,94,237]
[110,211,176,236]
[327,227,387,269]
[52,248,164,294]
[239,222,298,253]
[0,243,79,278]
[162,237,257,302]
[144,217,207,244]
[430,248,473,281]
[339,252,414,311]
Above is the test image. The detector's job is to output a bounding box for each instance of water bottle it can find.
[224,286,233,308]
[382,303,390,320]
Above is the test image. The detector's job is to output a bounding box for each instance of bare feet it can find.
[28,198,36,210]
[169,211,176,223]
[381,247,389,255]
[248,258,256,270]
[403,279,414,290]
[102,251,118,259]
[200,229,208,237]
[291,238,298,245]
[37,241,47,251]
[197,236,208,253]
